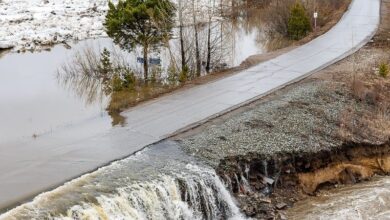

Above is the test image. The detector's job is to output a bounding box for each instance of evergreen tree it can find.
[287,3,312,40]
[104,0,175,82]
[99,48,112,78]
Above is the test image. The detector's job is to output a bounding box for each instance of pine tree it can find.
[99,48,112,79]
[287,3,312,40]
[104,0,176,82]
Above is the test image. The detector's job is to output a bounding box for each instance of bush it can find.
[179,65,189,83]
[287,3,312,40]
[111,74,123,92]
[122,71,136,90]
[379,62,389,78]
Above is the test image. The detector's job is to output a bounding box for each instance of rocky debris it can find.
[276,202,287,210]
[217,143,390,218]
[235,191,295,219]
[179,72,390,168]
[179,81,350,167]
[263,176,275,185]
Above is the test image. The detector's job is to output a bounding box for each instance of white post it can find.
[314,11,318,31]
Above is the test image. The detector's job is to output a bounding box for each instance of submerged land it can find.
[0,0,388,219]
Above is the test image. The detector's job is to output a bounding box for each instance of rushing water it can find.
[287,177,390,220]
[0,141,245,220]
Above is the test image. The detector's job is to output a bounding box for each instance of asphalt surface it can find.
[0,0,380,212]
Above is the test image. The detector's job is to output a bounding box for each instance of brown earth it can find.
[176,0,390,219]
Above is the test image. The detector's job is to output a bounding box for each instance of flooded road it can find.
[0,15,265,145]
[287,177,390,220]
[0,13,267,213]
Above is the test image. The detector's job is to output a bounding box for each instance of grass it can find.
[107,83,181,125]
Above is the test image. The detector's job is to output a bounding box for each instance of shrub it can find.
[167,64,178,85]
[98,48,113,78]
[111,74,123,92]
[379,62,389,78]
[122,71,136,90]
[287,3,312,40]
[150,66,163,85]
[179,65,189,83]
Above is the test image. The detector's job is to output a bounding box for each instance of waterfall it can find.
[262,160,268,177]
[244,164,250,180]
[61,173,238,220]
[0,151,246,220]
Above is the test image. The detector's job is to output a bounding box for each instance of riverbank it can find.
[0,0,379,216]
[106,0,351,116]
[176,0,390,218]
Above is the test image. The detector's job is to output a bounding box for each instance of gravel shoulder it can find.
[175,1,390,167]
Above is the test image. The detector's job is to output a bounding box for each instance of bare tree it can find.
[192,0,202,77]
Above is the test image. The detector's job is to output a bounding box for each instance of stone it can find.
[276,202,288,210]
[263,176,275,185]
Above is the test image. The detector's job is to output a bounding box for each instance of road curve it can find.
[0,0,380,212]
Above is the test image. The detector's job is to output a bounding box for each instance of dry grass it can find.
[107,83,179,124]
[337,52,390,143]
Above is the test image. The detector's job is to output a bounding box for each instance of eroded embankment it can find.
[216,142,390,219]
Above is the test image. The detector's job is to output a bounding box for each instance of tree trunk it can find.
[143,45,149,82]
[179,0,186,72]
[193,0,201,77]
[206,19,212,73]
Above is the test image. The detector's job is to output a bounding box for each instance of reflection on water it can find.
[0,6,269,144]
[57,9,268,106]
[0,41,112,145]
[287,177,390,220]
[0,141,245,220]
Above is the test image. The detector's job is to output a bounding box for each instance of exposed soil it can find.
[175,0,390,219]
[217,143,390,219]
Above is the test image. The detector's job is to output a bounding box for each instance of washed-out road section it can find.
[0,0,380,212]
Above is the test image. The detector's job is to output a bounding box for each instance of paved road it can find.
[0,0,380,212]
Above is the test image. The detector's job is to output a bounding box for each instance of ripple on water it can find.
[0,141,246,220]
[287,177,390,220]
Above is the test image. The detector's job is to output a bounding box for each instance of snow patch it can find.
[0,0,117,51]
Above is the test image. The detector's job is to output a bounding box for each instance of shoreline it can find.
[0,0,378,215]
[176,0,390,217]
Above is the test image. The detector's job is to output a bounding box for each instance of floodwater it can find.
[0,40,112,145]
[0,14,266,146]
[0,10,266,217]
[287,176,390,220]
[0,141,246,220]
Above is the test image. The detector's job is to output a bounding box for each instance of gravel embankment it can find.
[177,47,390,167]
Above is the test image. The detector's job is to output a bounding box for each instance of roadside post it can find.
[314,11,318,31]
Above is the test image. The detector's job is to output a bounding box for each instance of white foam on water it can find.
[0,146,247,220]
[287,177,390,220]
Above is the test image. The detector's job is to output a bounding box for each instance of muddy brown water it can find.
[287,176,390,220]
[0,40,112,145]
